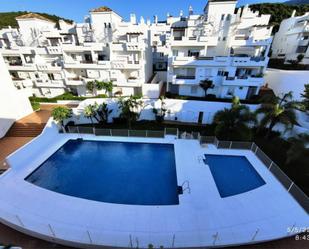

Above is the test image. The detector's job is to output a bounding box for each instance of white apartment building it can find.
[0,52,32,138]
[0,1,273,100]
[271,10,309,65]
[164,0,273,99]
[0,8,153,97]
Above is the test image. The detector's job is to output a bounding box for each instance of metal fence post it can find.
[146,130,148,137]
[268,162,273,170]
[48,224,56,237]
[229,141,232,149]
[212,232,218,245]
[87,230,93,244]
[109,129,112,136]
[251,229,259,241]
[287,182,294,192]
[172,234,175,248]
[129,234,133,248]
[92,127,95,135]
[15,215,24,227]
[128,130,130,137]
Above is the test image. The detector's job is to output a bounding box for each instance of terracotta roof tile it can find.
[16,13,55,23]
[91,6,112,12]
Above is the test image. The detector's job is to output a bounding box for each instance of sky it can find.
[0,0,285,22]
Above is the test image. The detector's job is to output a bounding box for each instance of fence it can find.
[199,135,309,214]
[67,126,165,138]
[64,126,309,214]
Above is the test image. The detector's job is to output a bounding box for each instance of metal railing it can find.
[198,135,309,214]
[64,126,309,213]
[67,126,165,138]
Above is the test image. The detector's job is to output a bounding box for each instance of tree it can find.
[51,106,72,131]
[256,92,297,138]
[286,133,309,164]
[118,95,144,129]
[301,84,309,111]
[86,80,113,96]
[199,79,214,98]
[96,103,112,124]
[213,96,256,141]
[152,97,167,123]
[86,81,96,95]
[83,104,100,125]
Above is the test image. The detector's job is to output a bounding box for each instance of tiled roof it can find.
[91,6,112,12]
[16,13,55,23]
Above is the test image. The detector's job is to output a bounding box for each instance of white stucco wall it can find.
[0,53,33,138]
[71,98,259,125]
[265,69,309,101]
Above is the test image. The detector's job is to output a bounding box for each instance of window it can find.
[188,50,200,57]
[222,37,226,41]
[221,14,225,21]
[98,54,105,61]
[217,70,224,76]
[48,73,55,81]
[35,73,39,79]
[159,52,164,57]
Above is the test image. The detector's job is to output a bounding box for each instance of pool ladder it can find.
[182,180,191,194]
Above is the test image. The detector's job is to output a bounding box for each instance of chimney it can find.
[154,15,158,24]
[291,10,296,17]
[130,14,137,24]
[189,6,193,16]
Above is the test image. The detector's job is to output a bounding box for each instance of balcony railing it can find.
[176,75,195,80]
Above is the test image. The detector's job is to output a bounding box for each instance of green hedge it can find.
[29,92,107,103]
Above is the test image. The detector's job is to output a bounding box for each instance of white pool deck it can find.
[0,121,308,248]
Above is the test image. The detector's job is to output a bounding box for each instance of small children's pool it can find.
[26,139,179,205]
[204,154,266,198]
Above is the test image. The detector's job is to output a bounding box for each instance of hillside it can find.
[0,11,73,29]
[249,3,309,33]
[285,0,309,5]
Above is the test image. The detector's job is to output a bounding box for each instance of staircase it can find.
[6,123,46,137]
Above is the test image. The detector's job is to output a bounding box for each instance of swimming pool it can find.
[26,139,179,205]
[204,154,266,198]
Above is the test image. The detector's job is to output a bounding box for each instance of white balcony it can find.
[170,36,218,47]
[46,46,63,54]
[222,76,264,87]
[36,64,62,71]
[231,57,268,67]
[172,56,230,67]
[172,75,197,85]
[125,42,145,51]
[65,78,84,86]
[35,79,65,88]
[114,78,143,87]
[6,63,36,71]
[64,61,111,69]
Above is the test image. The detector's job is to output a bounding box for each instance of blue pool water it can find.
[204,154,266,198]
[26,139,179,205]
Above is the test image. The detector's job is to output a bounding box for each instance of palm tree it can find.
[83,104,100,125]
[256,92,297,138]
[286,133,309,164]
[118,95,144,129]
[199,79,214,98]
[51,106,72,132]
[213,96,256,141]
[96,103,112,124]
